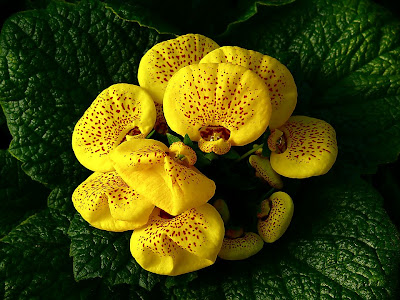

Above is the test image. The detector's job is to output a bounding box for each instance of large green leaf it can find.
[103,0,296,37]
[222,0,400,173]
[0,207,143,299]
[0,209,80,299]
[168,171,400,299]
[0,0,170,187]
[0,150,48,238]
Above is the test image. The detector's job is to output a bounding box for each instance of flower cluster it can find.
[71,34,338,275]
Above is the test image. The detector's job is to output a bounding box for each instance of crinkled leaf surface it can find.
[103,0,295,36]
[0,209,82,299]
[0,150,48,238]
[0,0,170,187]
[168,171,400,299]
[223,0,400,174]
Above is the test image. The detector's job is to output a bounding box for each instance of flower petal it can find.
[249,155,283,189]
[218,232,264,260]
[154,102,168,134]
[111,138,168,172]
[111,139,216,215]
[164,63,272,146]
[213,199,230,224]
[130,204,224,276]
[200,46,297,128]
[198,138,231,155]
[169,141,197,166]
[138,34,220,104]
[267,129,284,152]
[257,192,294,243]
[72,172,154,232]
[270,116,338,178]
[72,83,156,172]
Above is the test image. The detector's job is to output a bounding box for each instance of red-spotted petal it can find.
[138,34,219,104]
[72,172,154,232]
[200,46,297,128]
[257,192,294,243]
[169,141,197,166]
[249,155,283,189]
[218,232,264,260]
[130,204,224,275]
[270,116,338,178]
[154,102,168,134]
[163,63,272,148]
[72,83,156,172]
[111,139,216,215]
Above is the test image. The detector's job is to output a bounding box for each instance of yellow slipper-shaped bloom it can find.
[268,116,338,178]
[163,63,272,155]
[249,155,283,189]
[218,232,264,260]
[72,83,156,172]
[257,192,294,243]
[130,204,224,276]
[72,172,155,232]
[111,139,216,216]
[138,34,220,104]
[200,46,297,129]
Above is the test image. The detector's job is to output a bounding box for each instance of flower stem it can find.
[262,188,276,200]
[146,129,155,139]
[235,143,264,162]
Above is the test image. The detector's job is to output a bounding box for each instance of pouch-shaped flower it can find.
[72,83,156,172]
[200,46,297,129]
[130,204,224,275]
[163,63,272,155]
[72,171,155,232]
[110,139,216,216]
[268,116,338,178]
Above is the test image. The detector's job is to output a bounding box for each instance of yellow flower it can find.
[218,232,264,261]
[110,139,216,216]
[268,116,338,178]
[138,34,220,104]
[130,204,224,276]
[72,171,154,232]
[163,63,272,155]
[72,83,156,172]
[71,33,339,276]
[257,192,294,243]
[200,46,297,129]
[249,154,283,189]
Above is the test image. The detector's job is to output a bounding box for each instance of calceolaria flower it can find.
[131,205,224,275]
[71,33,338,276]
[110,139,215,216]
[163,63,272,155]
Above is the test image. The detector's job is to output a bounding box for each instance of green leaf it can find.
[204,152,219,161]
[103,0,296,36]
[68,213,162,289]
[166,133,182,145]
[170,170,400,299]
[183,134,194,148]
[0,0,171,187]
[223,0,400,173]
[221,148,241,160]
[0,150,48,238]
[0,209,87,299]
